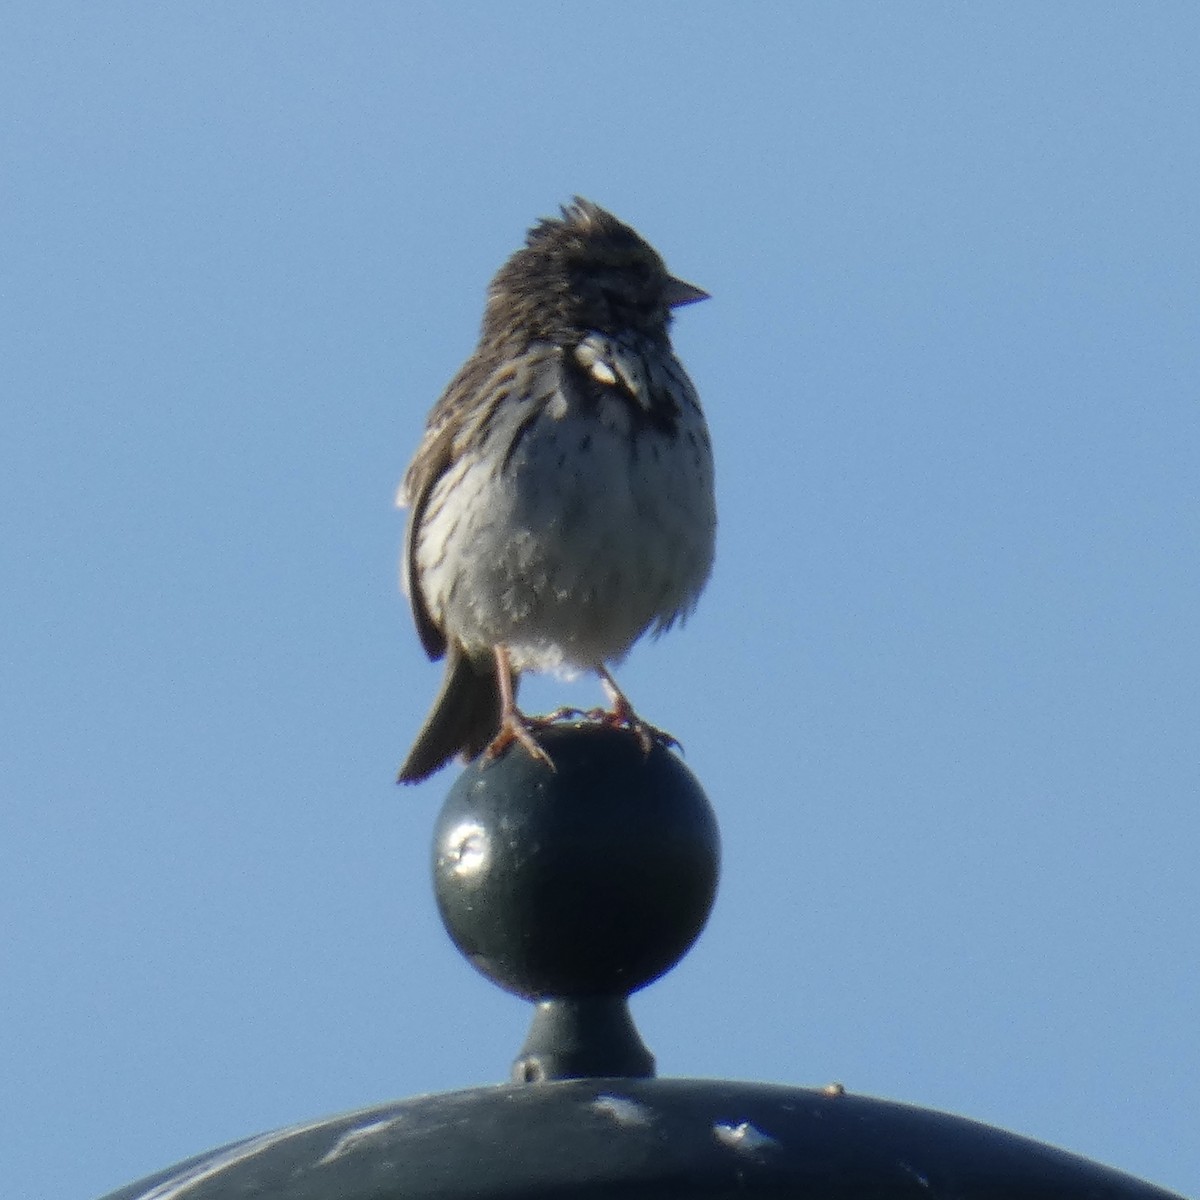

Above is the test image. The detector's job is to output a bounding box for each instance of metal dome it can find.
[97,726,1185,1200]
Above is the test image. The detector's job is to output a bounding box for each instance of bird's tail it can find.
[397,644,509,783]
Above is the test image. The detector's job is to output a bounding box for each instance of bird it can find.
[396,197,715,783]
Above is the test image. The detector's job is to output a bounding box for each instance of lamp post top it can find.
[97,726,1185,1200]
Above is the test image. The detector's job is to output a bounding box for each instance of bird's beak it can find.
[663,276,710,308]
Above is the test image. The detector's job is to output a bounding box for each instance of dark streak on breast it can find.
[501,406,544,475]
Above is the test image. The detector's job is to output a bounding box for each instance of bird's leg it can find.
[597,667,680,754]
[484,646,557,770]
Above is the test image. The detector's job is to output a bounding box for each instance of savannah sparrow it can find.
[397,198,715,783]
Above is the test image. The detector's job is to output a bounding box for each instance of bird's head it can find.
[483,198,707,346]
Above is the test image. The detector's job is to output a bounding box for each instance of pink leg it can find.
[484,646,557,769]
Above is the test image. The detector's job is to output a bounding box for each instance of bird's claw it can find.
[595,705,679,756]
[484,714,556,771]
[538,703,679,754]
[484,700,679,770]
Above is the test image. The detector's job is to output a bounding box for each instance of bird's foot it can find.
[528,700,677,753]
[483,690,679,765]
[484,709,557,771]
[594,697,680,756]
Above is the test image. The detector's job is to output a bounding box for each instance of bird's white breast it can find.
[413,338,715,674]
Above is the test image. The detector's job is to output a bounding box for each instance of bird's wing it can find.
[401,431,453,661]
[400,343,564,662]
[399,352,487,659]
[398,348,517,662]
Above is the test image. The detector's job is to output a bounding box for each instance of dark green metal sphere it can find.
[432,723,720,1001]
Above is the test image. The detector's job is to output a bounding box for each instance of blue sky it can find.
[2,4,1197,1197]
